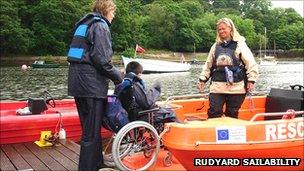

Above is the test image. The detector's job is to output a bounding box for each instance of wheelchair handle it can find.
[138,107,160,116]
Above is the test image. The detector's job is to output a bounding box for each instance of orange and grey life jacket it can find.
[67,13,107,63]
[211,40,246,83]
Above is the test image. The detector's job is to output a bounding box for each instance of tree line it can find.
[1,0,303,56]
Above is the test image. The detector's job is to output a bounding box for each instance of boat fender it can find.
[21,64,28,71]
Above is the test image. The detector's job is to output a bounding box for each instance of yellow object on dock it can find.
[34,131,53,147]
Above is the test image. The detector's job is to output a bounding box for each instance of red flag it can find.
[135,44,145,53]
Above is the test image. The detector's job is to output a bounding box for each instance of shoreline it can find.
[1,54,303,67]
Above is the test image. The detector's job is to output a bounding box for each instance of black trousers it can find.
[208,93,246,118]
[74,97,107,171]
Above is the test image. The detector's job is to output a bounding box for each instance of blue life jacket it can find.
[211,40,246,83]
[67,13,107,63]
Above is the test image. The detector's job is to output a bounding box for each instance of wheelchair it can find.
[103,104,180,171]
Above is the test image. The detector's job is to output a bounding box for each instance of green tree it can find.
[0,0,32,55]
[143,3,175,49]
[0,0,303,56]
[179,0,204,18]
[193,13,217,51]
[241,0,271,34]
[29,0,85,55]
[241,0,271,15]
[273,22,304,50]
[212,0,241,15]
[228,16,258,49]
[111,0,134,51]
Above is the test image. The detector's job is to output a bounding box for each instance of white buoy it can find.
[21,64,28,71]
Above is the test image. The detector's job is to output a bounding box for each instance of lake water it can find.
[0,61,303,101]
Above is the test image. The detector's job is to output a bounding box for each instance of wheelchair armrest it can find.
[137,107,160,117]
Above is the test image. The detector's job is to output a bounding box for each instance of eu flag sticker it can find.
[216,126,246,143]
[217,129,229,140]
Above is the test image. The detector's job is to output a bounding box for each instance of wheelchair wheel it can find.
[112,121,160,171]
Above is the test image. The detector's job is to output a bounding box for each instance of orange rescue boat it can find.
[159,90,304,171]
[121,88,303,171]
[162,116,303,171]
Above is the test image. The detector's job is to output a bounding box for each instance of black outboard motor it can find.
[28,97,48,114]
[17,91,55,115]
[265,84,304,120]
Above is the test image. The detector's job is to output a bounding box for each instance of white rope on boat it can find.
[159,125,170,139]
[247,91,255,112]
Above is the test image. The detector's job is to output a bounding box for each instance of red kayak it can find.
[0,99,112,144]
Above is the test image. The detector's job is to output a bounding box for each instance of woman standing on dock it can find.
[67,0,122,170]
[197,18,259,119]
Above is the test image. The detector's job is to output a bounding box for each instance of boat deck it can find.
[1,140,80,171]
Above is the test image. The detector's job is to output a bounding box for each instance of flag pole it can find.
[134,44,137,58]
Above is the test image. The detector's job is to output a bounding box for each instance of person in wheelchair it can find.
[115,61,178,123]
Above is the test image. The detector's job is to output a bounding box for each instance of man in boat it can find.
[197,18,259,119]
[116,61,177,122]
[67,0,122,170]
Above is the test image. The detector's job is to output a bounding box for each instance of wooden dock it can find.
[1,140,80,171]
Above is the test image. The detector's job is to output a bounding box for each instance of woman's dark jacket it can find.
[68,12,122,98]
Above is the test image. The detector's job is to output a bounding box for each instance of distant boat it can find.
[31,60,60,68]
[259,28,278,66]
[259,55,278,66]
[121,56,191,73]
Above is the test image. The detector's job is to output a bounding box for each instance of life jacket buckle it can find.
[224,66,234,85]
